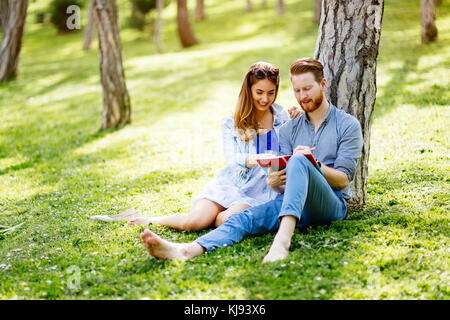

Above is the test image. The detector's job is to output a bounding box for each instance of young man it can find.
[139,58,364,263]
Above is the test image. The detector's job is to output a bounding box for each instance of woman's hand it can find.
[246,154,259,168]
[287,106,304,119]
[246,153,274,168]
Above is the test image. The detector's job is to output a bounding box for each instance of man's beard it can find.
[300,91,323,113]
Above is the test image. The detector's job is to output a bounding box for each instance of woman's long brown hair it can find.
[234,61,280,142]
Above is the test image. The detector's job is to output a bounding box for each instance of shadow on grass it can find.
[125,158,449,298]
[0,121,116,175]
[0,161,34,176]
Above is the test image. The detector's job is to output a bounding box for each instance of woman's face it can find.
[251,78,277,113]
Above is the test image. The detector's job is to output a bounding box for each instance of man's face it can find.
[291,72,326,113]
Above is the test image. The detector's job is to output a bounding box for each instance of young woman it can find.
[127,61,301,230]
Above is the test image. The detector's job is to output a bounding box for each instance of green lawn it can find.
[0,0,449,299]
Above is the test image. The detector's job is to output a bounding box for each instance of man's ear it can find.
[321,78,326,90]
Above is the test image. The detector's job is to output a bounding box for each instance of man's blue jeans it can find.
[196,154,348,252]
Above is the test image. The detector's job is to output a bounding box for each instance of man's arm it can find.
[332,116,364,186]
[320,163,349,190]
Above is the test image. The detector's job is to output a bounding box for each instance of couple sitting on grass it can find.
[132,57,363,263]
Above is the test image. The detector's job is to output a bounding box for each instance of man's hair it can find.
[290,57,324,83]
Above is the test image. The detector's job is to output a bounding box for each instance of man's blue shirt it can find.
[278,103,364,199]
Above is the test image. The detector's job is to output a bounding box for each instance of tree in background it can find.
[245,0,252,12]
[93,0,131,129]
[276,0,285,15]
[261,0,267,8]
[83,0,96,50]
[314,0,385,207]
[0,0,29,82]
[421,0,438,43]
[177,0,198,47]
[154,0,163,53]
[195,0,206,21]
[313,0,321,24]
[0,1,7,30]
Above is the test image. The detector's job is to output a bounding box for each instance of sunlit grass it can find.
[0,0,448,300]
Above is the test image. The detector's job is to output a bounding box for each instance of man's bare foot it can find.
[262,242,290,263]
[140,229,201,261]
[127,217,152,226]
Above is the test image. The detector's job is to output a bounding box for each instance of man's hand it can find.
[287,106,303,119]
[293,145,314,155]
[266,167,286,189]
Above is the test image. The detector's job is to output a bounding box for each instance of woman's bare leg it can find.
[127,199,225,231]
[214,203,250,227]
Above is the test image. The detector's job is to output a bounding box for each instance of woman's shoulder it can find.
[222,114,235,127]
[271,103,286,114]
[271,103,290,125]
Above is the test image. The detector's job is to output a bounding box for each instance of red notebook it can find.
[255,154,292,171]
[255,153,323,175]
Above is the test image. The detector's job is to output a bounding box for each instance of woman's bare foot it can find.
[140,229,205,260]
[127,217,152,226]
[262,242,290,263]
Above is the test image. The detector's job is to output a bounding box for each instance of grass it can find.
[0,0,449,300]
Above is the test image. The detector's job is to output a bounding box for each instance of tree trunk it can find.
[195,0,206,21]
[277,0,285,15]
[261,0,267,8]
[0,0,28,82]
[0,0,8,30]
[245,0,252,12]
[313,0,321,24]
[154,0,163,53]
[314,0,385,208]
[421,0,438,43]
[83,0,96,51]
[434,0,442,5]
[177,0,198,47]
[93,0,131,129]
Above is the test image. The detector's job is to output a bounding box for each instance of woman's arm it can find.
[222,117,251,168]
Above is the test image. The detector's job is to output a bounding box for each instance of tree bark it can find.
[421,0,438,43]
[314,0,385,207]
[154,0,163,53]
[177,0,198,47]
[195,0,206,21]
[313,0,321,24]
[245,0,252,12]
[277,0,285,15]
[83,0,96,51]
[93,0,131,129]
[0,0,28,82]
[0,0,8,30]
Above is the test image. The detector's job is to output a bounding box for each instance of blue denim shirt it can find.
[278,104,363,199]
[218,103,290,187]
